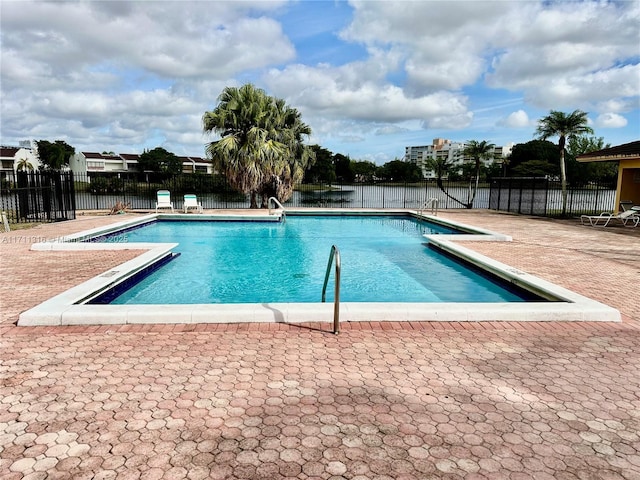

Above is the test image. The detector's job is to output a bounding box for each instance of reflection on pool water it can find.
[89,215,542,305]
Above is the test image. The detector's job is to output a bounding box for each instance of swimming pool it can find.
[18,210,621,326]
[89,215,537,305]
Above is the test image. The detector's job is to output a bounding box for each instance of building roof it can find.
[576,140,640,163]
[83,152,105,159]
[81,151,210,164]
[0,147,20,158]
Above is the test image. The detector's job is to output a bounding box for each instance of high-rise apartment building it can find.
[405,138,512,178]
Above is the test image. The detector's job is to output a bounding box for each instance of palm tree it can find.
[424,155,468,208]
[426,140,495,209]
[203,84,285,208]
[16,158,34,172]
[462,140,495,208]
[258,99,314,206]
[535,110,593,216]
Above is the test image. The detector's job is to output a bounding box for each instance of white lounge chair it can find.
[183,194,203,213]
[581,209,640,227]
[155,190,174,213]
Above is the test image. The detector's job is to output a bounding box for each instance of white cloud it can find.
[594,113,628,129]
[1,1,295,83]
[375,125,409,136]
[265,62,472,128]
[499,110,533,128]
[485,2,640,111]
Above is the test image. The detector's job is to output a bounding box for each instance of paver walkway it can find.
[1,210,639,479]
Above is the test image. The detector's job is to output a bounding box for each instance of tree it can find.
[16,158,34,172]
[565,136,616,185]
[507,140,559,176]
[138,147,182,174]
[511,160,557,177]
[425,140,496,209]
[203,84,312,208]
[351,160,377,182]
[535,110,593,216]
[462,140,496,208]
[333,154,354,183]
[375,160,422,182]
[35,140,75,171]
[258,98,315,206]
[305,145,336,184]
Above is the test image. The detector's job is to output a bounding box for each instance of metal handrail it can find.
[1,211,10,232]
[268,196,286,222]
[418,197,438,216]
[321,245,341,334]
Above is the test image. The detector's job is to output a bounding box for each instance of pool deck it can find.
[1,209,639,479]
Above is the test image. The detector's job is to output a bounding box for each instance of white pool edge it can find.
[18,211,621,326]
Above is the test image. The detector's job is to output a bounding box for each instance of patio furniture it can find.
[183,194,203,213]
[581,209,640,227]
[620,200,634,211]
[155,190,174,213]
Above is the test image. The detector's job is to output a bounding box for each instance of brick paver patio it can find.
[1,210,639,479]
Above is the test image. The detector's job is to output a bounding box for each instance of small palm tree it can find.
[462,140,495,208]
[424,155,467,208]
[16,158,34,172]
[536,110,593,216]
[426,140,495,209]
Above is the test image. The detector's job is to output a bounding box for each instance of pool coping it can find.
[18,210,621,326]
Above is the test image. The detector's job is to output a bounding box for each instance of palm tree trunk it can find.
[559,137,567,217]
[469,172,481,208]
[560,151,568,216]
[436,178,468,208]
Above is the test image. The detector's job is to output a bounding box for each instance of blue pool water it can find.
[93,215,538,304]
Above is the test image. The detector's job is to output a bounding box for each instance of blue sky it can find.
[1,0,638,164]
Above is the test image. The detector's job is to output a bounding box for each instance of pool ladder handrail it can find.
[321,245,341,334]
[419,197,438,216]
[1,211,9,232]
[267,196,286,222]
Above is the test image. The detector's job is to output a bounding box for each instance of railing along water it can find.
[321,245,341,334]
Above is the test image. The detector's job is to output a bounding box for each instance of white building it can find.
[70,152,213,175]
[0,143,40,177]
[406,138,513,178]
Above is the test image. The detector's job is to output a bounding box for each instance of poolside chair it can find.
[183,194,203,213]
[580,209,640,227]
[155,190,174,213]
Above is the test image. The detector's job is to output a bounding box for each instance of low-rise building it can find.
[70,152,213,175]
[0,143,40,178]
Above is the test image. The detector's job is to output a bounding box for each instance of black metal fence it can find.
[0,170,618,224]
[1,171,76,224]
[489,177,617,216]
[68,172,490,211]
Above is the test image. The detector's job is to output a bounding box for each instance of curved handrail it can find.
[268,197,287,223]
[419,197,438,216]
[268,196,285,214]
[321,245,341,334]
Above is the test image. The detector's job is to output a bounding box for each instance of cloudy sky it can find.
[1,0,638,164]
